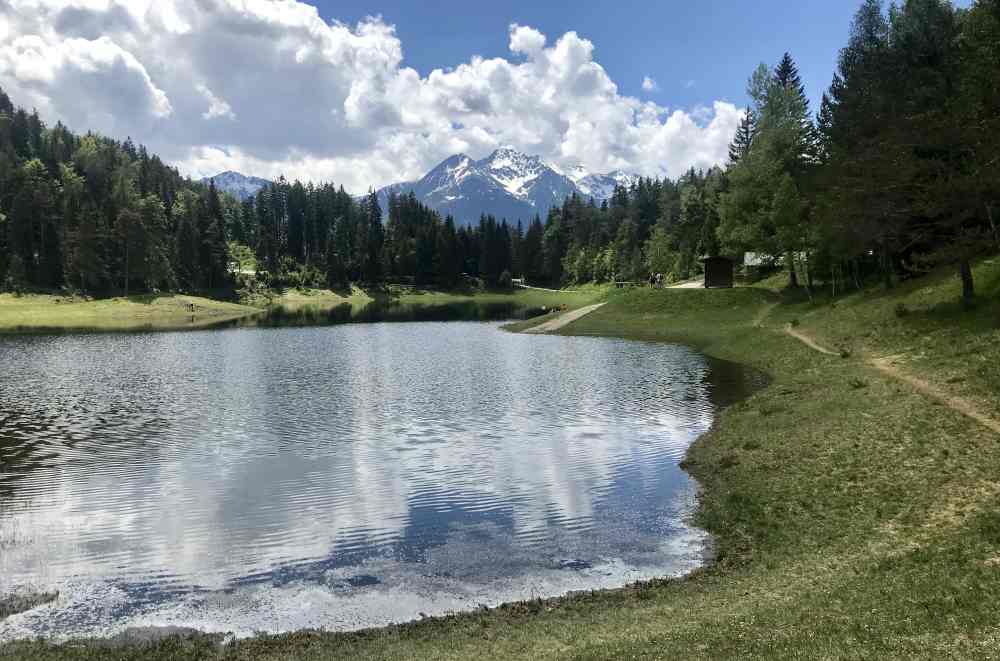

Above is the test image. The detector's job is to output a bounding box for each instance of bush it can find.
[3,255,27,293]
[498,270,513,290]
[894,303,909,318]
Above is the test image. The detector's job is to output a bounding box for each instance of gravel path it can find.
[524,303,607,334]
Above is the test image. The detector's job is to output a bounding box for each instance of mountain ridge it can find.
[200,171,272,202]
[202,149,640,225]
[374,148,640,225]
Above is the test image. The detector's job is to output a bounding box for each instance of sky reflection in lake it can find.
[0,322,762,639]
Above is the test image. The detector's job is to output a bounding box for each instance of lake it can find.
[0,320,762,641]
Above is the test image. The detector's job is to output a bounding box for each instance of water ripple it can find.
[0,322,763,640]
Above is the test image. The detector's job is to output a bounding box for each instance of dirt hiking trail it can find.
[783,324,1000,436]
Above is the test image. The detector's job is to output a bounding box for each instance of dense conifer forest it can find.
[0,0,997,301]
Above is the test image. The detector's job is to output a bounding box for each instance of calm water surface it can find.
[0,322,762,640]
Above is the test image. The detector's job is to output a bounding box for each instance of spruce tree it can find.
[325,224,346,288]
[728,107,756,164]
[435,215,461,288]
[173,191,201,291]
[362,190,384,282]
[68,205,107,292]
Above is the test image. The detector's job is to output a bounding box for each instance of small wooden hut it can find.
[701,256,735,289]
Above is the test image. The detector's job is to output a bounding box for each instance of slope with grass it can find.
[0,294,260,333]
[6,263,1000,659]
[0,286,605,333]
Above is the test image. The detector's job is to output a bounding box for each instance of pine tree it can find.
[522,216,545,283]
[0,211,8,287]
[774,53,807,106]
[173,191,201,291]
[728,107,756,164]
[199,181,229,288]
[139,195,174,290]
[116,206,143,296]
[325,224,346,288]
[362,190,384,282]
[435,215,461,288]
[67,205,107,292]
[9,159,56,286]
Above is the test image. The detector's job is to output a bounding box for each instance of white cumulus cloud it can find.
[642,76,658,92]
[0,1,740,192]
[197,83,235,120]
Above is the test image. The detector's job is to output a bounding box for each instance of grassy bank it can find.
[0,286,603,333]
[0,293,260,333]
[5,263,1000,659]
[252,284,606,312]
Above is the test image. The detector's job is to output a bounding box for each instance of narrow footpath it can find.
[783,324,1000,435]
[524,303,607,334]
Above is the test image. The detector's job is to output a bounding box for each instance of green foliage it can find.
[0,90,229,295]
[228,241,256,274]
[3,253,26,292]
[811,0,998,300]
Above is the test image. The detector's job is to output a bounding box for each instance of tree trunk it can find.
[797,253,813,302]
[960,258,975,309]
[786,251,799,288]
[123,240,129,298]
[987,203,998,248]
[881,240,893,290]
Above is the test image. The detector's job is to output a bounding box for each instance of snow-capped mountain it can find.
[568,169,642,202]
[202,171,272,201]
[376,148,638,226]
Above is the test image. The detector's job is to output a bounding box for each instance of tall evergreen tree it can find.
[361,190,384,282]
[728,107,756,164]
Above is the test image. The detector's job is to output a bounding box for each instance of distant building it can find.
[702,256,735,289]
[743,252,773,268]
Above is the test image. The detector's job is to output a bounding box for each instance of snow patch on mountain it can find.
[575,170,641,201]
[202,171,272,201]
[375,148,640,226]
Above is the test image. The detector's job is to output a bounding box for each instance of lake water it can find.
[0,321,762,641]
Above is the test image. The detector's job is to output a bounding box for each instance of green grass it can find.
[243,285,604,312]
[6,264,1000,659]
[396,285,605,309]
[0,293,260,333]
[0,286,604,333]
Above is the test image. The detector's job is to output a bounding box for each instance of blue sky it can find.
[323,0,885,113]
[1,0,975,190]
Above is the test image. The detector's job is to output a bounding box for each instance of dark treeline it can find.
[227,181,528,289]
[721,0,1000,305]
[0,87,230,295]
[232,173,724,291]
[0,78,713,294]
[174,0,1000,300]
[1,0,997,300]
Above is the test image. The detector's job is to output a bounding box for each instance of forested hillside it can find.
[0,89,230,295]
[1,0,997,300]
[720,0,1000,304]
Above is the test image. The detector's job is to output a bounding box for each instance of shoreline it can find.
[0,287,604,335]
[4,262,1000,659]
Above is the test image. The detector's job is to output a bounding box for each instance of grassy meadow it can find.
[0,293,260,333]
[0,285,606,333]
[4,262,1000,659]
